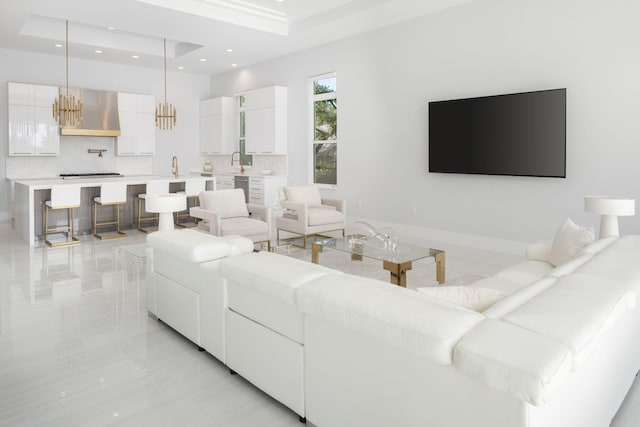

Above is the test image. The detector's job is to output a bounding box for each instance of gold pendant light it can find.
[52,20,82,127]
[155,38,177,130]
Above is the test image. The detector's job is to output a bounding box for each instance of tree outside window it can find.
[311,74,337,185]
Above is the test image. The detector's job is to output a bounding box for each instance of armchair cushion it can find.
[308,207,344,226]
[222,217,269,237]
[199,189,249,219]
[283,185,322,206]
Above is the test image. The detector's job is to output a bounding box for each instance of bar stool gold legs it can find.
[174,178,206,229]
[44,204,81,247]
[137,196,159,233]
[136,180,170,234]
[175,195,200,228]
[44,185,82,247]
[93,182,128,240]
[93,201,127,239]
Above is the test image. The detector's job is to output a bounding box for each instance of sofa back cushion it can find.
[284,185,322,206]
[416,286,506,312]
[199,189,249,218]
[147,229,232,263]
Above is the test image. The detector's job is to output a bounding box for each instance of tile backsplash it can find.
[201,154,288,175]
[5,136,153,179]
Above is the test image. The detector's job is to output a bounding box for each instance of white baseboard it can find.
[346,216,527,256]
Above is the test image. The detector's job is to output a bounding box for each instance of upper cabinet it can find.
[242,86,287,155]
[200,97,234,155]
[116,92,156,156]
[8,82,60,156]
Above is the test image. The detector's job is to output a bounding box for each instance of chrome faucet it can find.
[230,151,245,174]
[171,156,179,177]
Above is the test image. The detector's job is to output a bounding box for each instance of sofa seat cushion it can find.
[503,273,631,369]
[148,229,233,263]
[575,251,640,307]
[454,319,572,406]
[416,286,506,312]
[220,251,340,305]
[307,207,344,226]
[470,260,552,294]
[221,217,268,238]
[295,274,484,365]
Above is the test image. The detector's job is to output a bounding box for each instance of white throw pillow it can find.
[548,218,595,267]
[284,185,322,206]
[416,286,506,312]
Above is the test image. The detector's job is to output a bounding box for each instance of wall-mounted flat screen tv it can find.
[428,88,566,178]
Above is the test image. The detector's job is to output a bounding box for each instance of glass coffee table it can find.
[311,236,445,287]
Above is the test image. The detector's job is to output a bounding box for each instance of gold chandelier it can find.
[53,20,82,127]
[156,38,177,130]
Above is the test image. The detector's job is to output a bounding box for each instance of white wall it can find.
[0,47,210,219]
[209,0,640,248]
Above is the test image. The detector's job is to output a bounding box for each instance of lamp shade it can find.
[584,196,635,216]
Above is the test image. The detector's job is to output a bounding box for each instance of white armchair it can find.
[276,185,346,248]
[190,189,271,250]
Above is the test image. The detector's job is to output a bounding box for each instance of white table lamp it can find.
[584,196,635,239]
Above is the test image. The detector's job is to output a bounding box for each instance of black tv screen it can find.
[428,88,566,178]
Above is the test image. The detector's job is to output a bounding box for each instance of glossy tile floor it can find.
[1,221,638,426]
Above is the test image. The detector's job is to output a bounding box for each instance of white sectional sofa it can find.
[147,229,640,427]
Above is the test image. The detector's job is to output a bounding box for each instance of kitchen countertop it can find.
[13,175,215,189]
[205,171,286,177]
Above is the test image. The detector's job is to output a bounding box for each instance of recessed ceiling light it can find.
[226,48,233,53]
[131,55,139,59]
[231,63,238,67]
[95,50,103,54]
[54,43,63,48]
[200,58,207,62]
[107,27,116,30]
[177,66,184,70]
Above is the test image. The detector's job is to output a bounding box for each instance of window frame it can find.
[308,72,338,188]
[235,93,253,167]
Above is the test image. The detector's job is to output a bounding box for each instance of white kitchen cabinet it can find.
[8,82,59,156]
[248,175,287,208]
[242,86,287,155]
[116,92,156,156]
[214,174,235,190]
[200,97,234,155]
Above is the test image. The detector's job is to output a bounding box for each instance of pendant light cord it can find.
[163,38,167,105]
[66,20,69,98]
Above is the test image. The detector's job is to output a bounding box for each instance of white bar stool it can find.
[93,182,128,240]
[137,180,170,233]
[44,184,81,247]
[175,177,207,228]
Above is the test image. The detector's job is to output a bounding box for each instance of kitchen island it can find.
[14,175,215,246]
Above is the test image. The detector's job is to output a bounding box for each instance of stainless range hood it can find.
[59,88,121,137]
